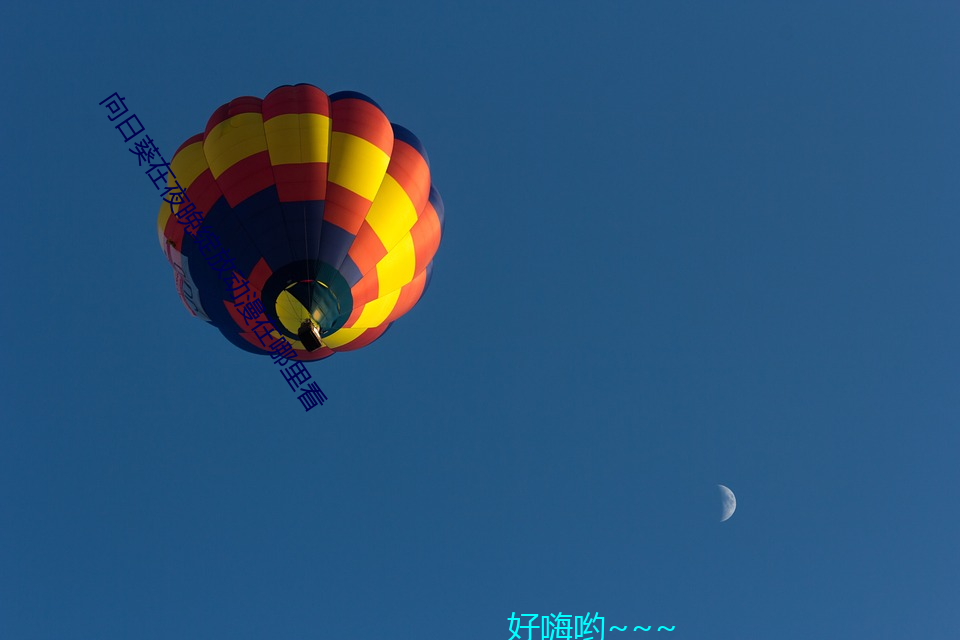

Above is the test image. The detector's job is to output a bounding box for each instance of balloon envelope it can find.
[157,84,444,361]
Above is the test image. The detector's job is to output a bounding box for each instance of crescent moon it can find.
[718,484,736,522]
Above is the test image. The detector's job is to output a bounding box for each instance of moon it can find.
[718,484,736,522]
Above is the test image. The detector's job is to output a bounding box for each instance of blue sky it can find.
[2,1,959,638]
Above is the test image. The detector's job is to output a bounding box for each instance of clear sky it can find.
[2,1,959,638]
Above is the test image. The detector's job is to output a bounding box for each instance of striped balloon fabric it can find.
[157,84,444,361]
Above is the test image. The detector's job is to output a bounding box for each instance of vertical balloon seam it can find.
[264,87,310,332]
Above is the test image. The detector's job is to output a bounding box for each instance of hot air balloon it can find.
[157,84,444,361]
